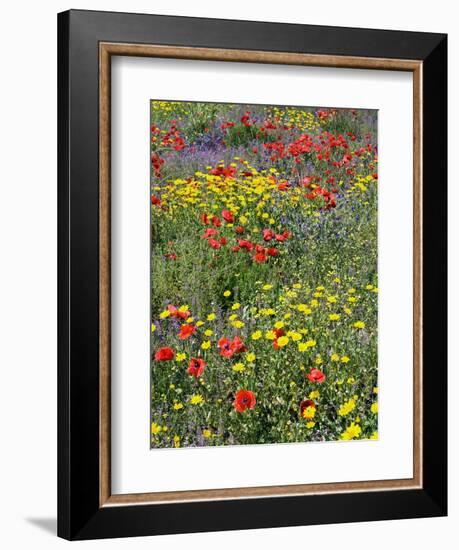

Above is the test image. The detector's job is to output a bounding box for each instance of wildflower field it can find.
[150,101,378,448]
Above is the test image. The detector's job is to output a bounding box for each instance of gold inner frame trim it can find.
[99,42,423,507]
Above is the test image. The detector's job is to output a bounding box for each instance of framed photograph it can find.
[57,9,447,540]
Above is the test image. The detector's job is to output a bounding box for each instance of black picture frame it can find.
[58,9,447,540]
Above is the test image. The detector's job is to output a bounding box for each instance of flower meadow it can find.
[150,100,378,449]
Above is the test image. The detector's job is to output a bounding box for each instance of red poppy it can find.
[221,209,234,223]
[217,335,247,358]
[253,252,267,263]
[166,304,179,316]
[232,335,247,354]
[238,239,254,252]
[262,229,275,241]
[187,357,206,377]
[178,324,196,340]
[299,399,316,416]
[151,195,161,206]
[219,237,227,245]
[275,231,291,242]
[208,238,221,250]
[164,253,177,260]
[255,244,265,254]
[217,336,235,358]
[240,112,251,127]
[267,247,279,257]
[202,227,218,238]
[277,181,290,191]
[154,347,175,361]
[306,368,326,383]
[235,226,245,235]
[274,328,285,338]
[167,304,190,320]
[211,216,221,227]
[201,213,210,225]
[234,389,256,412]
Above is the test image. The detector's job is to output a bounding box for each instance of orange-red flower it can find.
[217,335,247,357]
[202,227,218,238]
[167,304,190,320]
[263,229,275,241]
[187,357,206,377]
[231,335,247,354]
[222,209,234,223]
[253,251,267,263]
[306,368,326,383]
[211,215,221,227]
[218,337,234,357]
[154,347,175,361]
[208,238,221,250]
[275,231,291,242]
[178,324,196,340]
[238,239,254,252]
[234,389,256,412]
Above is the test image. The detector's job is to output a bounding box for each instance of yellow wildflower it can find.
[190,394,204,405]
[151,422,161,435]
[341,422,362,440]
[276,336,289,348]
[338,398,356,417]
[302,406,316,420]
[298,339,316,352]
